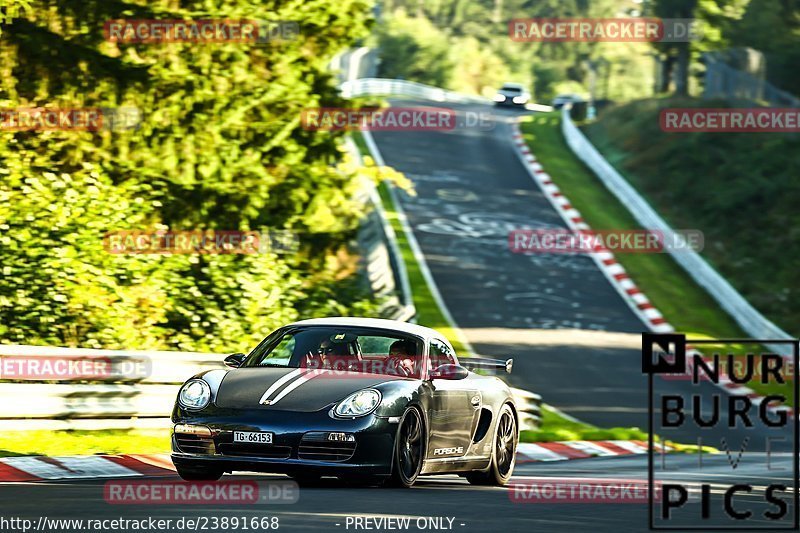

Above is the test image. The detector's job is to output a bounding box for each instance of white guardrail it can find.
[561,108,796,354]
[0,345,540,431]
[340,78,489,104]
[349,136,416,323]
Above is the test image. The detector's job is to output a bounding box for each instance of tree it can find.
[0,0,378,351]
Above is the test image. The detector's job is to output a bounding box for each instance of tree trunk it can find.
[659,54,676,93]
[674,43,690,96]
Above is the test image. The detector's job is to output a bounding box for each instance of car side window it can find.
[429,339,456,369]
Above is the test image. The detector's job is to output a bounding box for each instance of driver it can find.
[303,338,333,368]
[303,337,353,369]
[387,340,417,377]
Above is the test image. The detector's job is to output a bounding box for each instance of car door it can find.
[425,339,481,459]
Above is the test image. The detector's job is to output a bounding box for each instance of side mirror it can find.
[429,364,469,380]
[224,353,247,368]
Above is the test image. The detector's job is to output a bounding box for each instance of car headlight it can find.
[334,389,382,417]
[178,379,211,410]
[512,96,526,104]
[493,94,506,102]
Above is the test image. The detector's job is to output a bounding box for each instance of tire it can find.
[388,407,425,488]
[176,465,224,481]
[466,403,517,486]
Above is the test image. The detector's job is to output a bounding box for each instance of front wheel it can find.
[388,407,425,488]
[176,464,224,481]
[466,404,517,486]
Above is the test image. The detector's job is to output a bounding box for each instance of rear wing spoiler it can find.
[461,357,513,374]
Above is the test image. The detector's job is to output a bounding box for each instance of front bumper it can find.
[494,99,527,107]
[171,408,397,476]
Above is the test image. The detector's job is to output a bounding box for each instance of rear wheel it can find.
[466,404,517,486]
[388,407,425,487]
[176,465,224,481]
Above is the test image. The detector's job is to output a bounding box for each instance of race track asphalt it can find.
[1,454,794,532]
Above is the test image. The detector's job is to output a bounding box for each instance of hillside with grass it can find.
[583,99,800,334]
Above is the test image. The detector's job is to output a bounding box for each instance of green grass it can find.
[583,99,800,336]
[0,429,170,457]
[520,406,647,443]
[518,112,792,403]
[521,406,718,453]
[351,128,371,156]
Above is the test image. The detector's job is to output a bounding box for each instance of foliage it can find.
[377,0,799,100]
[0,0,380,352]
[377,0,654,102]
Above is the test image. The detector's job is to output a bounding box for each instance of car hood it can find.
[214,367,413,412]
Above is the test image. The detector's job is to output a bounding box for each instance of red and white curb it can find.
[0,441,666,482]
[517,440,669,463]
[0,454,174,482]
[509,122,791,417]
[510,123,670,334]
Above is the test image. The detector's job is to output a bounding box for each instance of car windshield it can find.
[501,85,522,93]
[243,326,425,378]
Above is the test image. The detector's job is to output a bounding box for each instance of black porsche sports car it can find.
[171,317,518,487]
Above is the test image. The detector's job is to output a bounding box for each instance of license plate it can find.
[233,431,273,444]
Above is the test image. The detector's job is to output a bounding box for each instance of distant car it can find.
[551,94,585,109]
[171,317,519,488]
[493,83,531,107]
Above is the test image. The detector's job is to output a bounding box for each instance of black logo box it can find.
[643,333,799,531]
